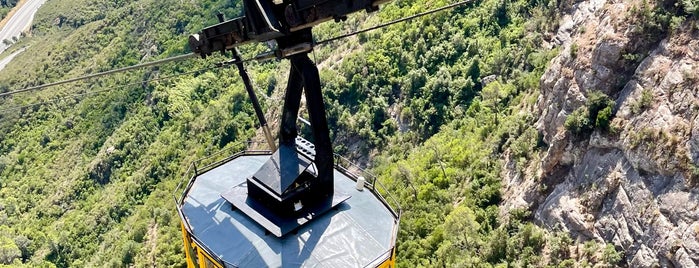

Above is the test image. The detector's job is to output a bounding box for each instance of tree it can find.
[0,227,20,265]
[435,205,481,266]
[481,81,508,124]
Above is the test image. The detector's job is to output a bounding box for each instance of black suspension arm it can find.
[189,0,389,58]
[232,48,277,151]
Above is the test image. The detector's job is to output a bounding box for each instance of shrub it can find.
[587,91,615,120]
[564,91,615,136]
[548,231,573,263]
[631,89,653,114]
[602,244,623,265]
[558,259,576,268]
[582,240,598,260]
[596,106,613,129]
[564,107,590,135]
[0,228,21,265]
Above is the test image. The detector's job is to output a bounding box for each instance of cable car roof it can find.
[179,153,399,267]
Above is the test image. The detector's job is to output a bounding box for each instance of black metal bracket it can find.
[221,137,349,237]
[214,23,342,236]
[189,0,389,58]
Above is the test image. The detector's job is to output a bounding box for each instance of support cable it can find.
[0,0,471,104]
[315,0,472,46]
[0,63,230,113]
[0,55,267,112]
[0,53,196,98]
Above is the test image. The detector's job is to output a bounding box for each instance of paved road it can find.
[0,0,46,53]
[0,47,25,71]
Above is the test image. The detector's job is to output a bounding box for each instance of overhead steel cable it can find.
[0,62,233,113]
[0,87,120,113]
[315,0,472,46]
[0,54,271,112]
[0,53,196,98]
[0,0,471,102]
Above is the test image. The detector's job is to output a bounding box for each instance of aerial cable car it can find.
[0,3,473,265]
[175,0,400,267]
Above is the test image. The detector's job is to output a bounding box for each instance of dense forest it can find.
[0,0,695,266]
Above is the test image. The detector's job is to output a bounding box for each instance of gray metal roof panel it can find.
[181,154,396,267]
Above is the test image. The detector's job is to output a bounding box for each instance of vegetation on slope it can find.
[0,0,652,266]
[0,0,256,266]
[316,0,626,266]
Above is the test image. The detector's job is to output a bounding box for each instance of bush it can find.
[596,106,613,129]
[564,91,615,136]
[558,259,575,268]
[570,43,579,58]
[631,89,653,114]
[680,0,698,17]
[582,240,598,260]
[548,231,573,263]
[564,107,590,135]
[0,230,21,264]
[602,244,623,265]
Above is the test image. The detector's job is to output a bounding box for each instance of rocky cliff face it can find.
[504,0,699,266]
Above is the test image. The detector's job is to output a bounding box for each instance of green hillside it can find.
[0,0,637,266]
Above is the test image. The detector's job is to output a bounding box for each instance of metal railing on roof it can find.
[173,139,402,268]
[333,153,402,219]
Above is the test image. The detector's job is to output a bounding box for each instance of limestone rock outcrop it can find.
[503,0,699,266]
